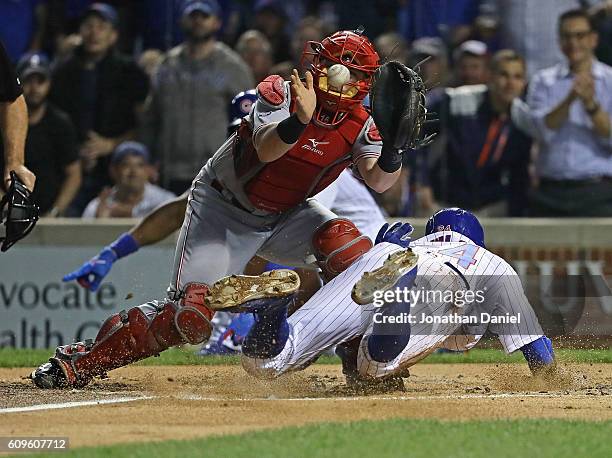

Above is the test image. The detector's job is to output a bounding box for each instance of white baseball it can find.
[327,64,350,90]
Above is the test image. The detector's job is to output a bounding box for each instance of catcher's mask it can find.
[301,27,379,127]
[0,171,39,252]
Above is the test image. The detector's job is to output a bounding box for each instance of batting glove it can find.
[62,233,139,291]
[375,222,414,248]
[63,247,117,292]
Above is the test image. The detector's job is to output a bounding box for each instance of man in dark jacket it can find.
[50,3,149,214]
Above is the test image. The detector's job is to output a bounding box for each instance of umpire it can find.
[0,40,36,192]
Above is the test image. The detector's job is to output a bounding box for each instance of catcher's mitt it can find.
[369,60,434,150]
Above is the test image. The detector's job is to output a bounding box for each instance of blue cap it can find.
[181,0,221,18]
[16,52,50,79]
[111,142,151,165]
[84,3,119,28]
[425,207,485,248]
[229,89,257,127]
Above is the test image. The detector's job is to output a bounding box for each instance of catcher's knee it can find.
[312,218,373,278]
[175,282,214,344]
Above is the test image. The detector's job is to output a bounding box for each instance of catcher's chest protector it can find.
[242,106,369,213]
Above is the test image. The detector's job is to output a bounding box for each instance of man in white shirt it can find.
[82,141,175,218]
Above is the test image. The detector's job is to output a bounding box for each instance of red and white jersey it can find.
[204,77,382,215]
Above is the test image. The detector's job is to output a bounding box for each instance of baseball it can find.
[327,64,350,90]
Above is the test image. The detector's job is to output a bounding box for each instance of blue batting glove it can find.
[375,222,414,248]
[63,247,117,292]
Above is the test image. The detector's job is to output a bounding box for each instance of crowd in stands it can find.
[1,0,612,218]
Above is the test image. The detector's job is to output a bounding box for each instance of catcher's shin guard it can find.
[312,218,373,279]
[175,283,214,344]
[38,285,213,388]
[47,303,183,387]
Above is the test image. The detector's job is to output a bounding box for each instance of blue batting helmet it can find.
[229,89,257,129]
[425,208,485,248]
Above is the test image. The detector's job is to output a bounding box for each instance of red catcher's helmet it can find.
[301,28,380,127]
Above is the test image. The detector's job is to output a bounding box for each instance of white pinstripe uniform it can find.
[207,169,386,348]
[242,231,544,380]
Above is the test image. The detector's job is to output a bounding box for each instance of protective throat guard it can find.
[0,171,39,252]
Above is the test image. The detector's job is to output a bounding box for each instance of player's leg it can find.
[208,244,399,379]
[32,178,273,388]
[31,285,213,388]
[257,199,373,279]
[356,255,467,379]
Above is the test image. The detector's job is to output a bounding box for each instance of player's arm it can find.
[357,156,401,193]
[63,193,188,291]
[254,70,316,163]
[488,261,556,377]
[352,120,401,193]
[0,95,35,191]
[129,193,188,246]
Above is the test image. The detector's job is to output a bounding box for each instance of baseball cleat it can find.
[205,269,300,311]
[352,248,419,305]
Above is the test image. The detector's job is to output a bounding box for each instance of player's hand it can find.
[4,164,36,192]
[375,222,414,248]
[291,69,316,124]
[62,247,118,292]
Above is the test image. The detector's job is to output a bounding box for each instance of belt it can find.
[210,179,249,212]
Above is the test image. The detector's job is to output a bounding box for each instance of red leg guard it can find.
[175,283,214,344]
[312,218,373,278]
[52,302,185,387]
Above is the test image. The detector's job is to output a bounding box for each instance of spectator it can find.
[267,16,327,80]
[141,0,254,195]
[235,30,273,83]
[375,32,410,65]
[483,0,601,76]
[138,48,164,82]
[17,53,81,216]
[290,16,327,66]
[252,0,291,63]
[408,37,451,92]
[590,1,612,66]
[49,3,149,214]
[0,0,48,62]
[82,141,174,218]
[398,0,480,46]
[452,40,490,86]
[421,50,532,216]
[528,8,612,216]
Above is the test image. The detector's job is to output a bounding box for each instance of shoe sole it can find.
[205,269,301,311]
[351,249,419,305]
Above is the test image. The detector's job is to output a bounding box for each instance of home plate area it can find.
[0,363,611,449]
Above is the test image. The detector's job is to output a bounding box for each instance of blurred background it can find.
[2,0,612,219]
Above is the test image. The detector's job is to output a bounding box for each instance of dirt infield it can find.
[1,363,611,448]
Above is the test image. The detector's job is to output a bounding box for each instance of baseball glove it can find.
[369,60,434,150]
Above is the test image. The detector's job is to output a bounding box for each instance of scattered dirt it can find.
[1,363,611,448]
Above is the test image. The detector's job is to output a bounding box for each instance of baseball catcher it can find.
[31,27,430,389]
